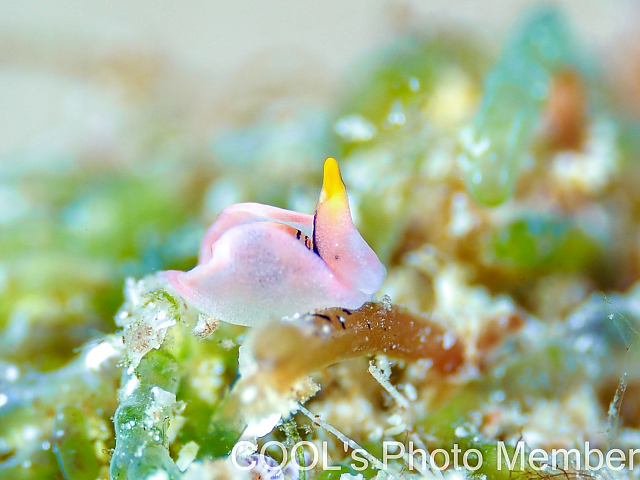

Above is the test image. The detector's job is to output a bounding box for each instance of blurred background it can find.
[1,0,638,168]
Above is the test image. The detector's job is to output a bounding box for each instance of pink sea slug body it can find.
[162,158,386,327]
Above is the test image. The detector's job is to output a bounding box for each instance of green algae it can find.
[0,449,66,480]
[498,342,586,401]
[174,376,244,459]
[110,349,183,480]
[356,186,412,265]
[418,383,531,480]
[489,215,603,273]
[460,9,579,206]
[108,282,198,480]
[420,382,490,446]
[0,171,203,377]
[313,463,359,480]
[108,282,251,477]
[335,35,487,144]
[0,372,117,480]
[52,406,100,480]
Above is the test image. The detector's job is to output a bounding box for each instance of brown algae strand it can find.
[245,301,465,392]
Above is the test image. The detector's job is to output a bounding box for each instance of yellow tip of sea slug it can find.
[320,157,347,203]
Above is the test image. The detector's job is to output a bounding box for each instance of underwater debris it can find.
[368,357,410,409]
[191,314,221,340]
[297,404,393,476]
[175,441,199,472]
[114,277,185,369]
[606,372,628,446]
[544,69,587,151]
